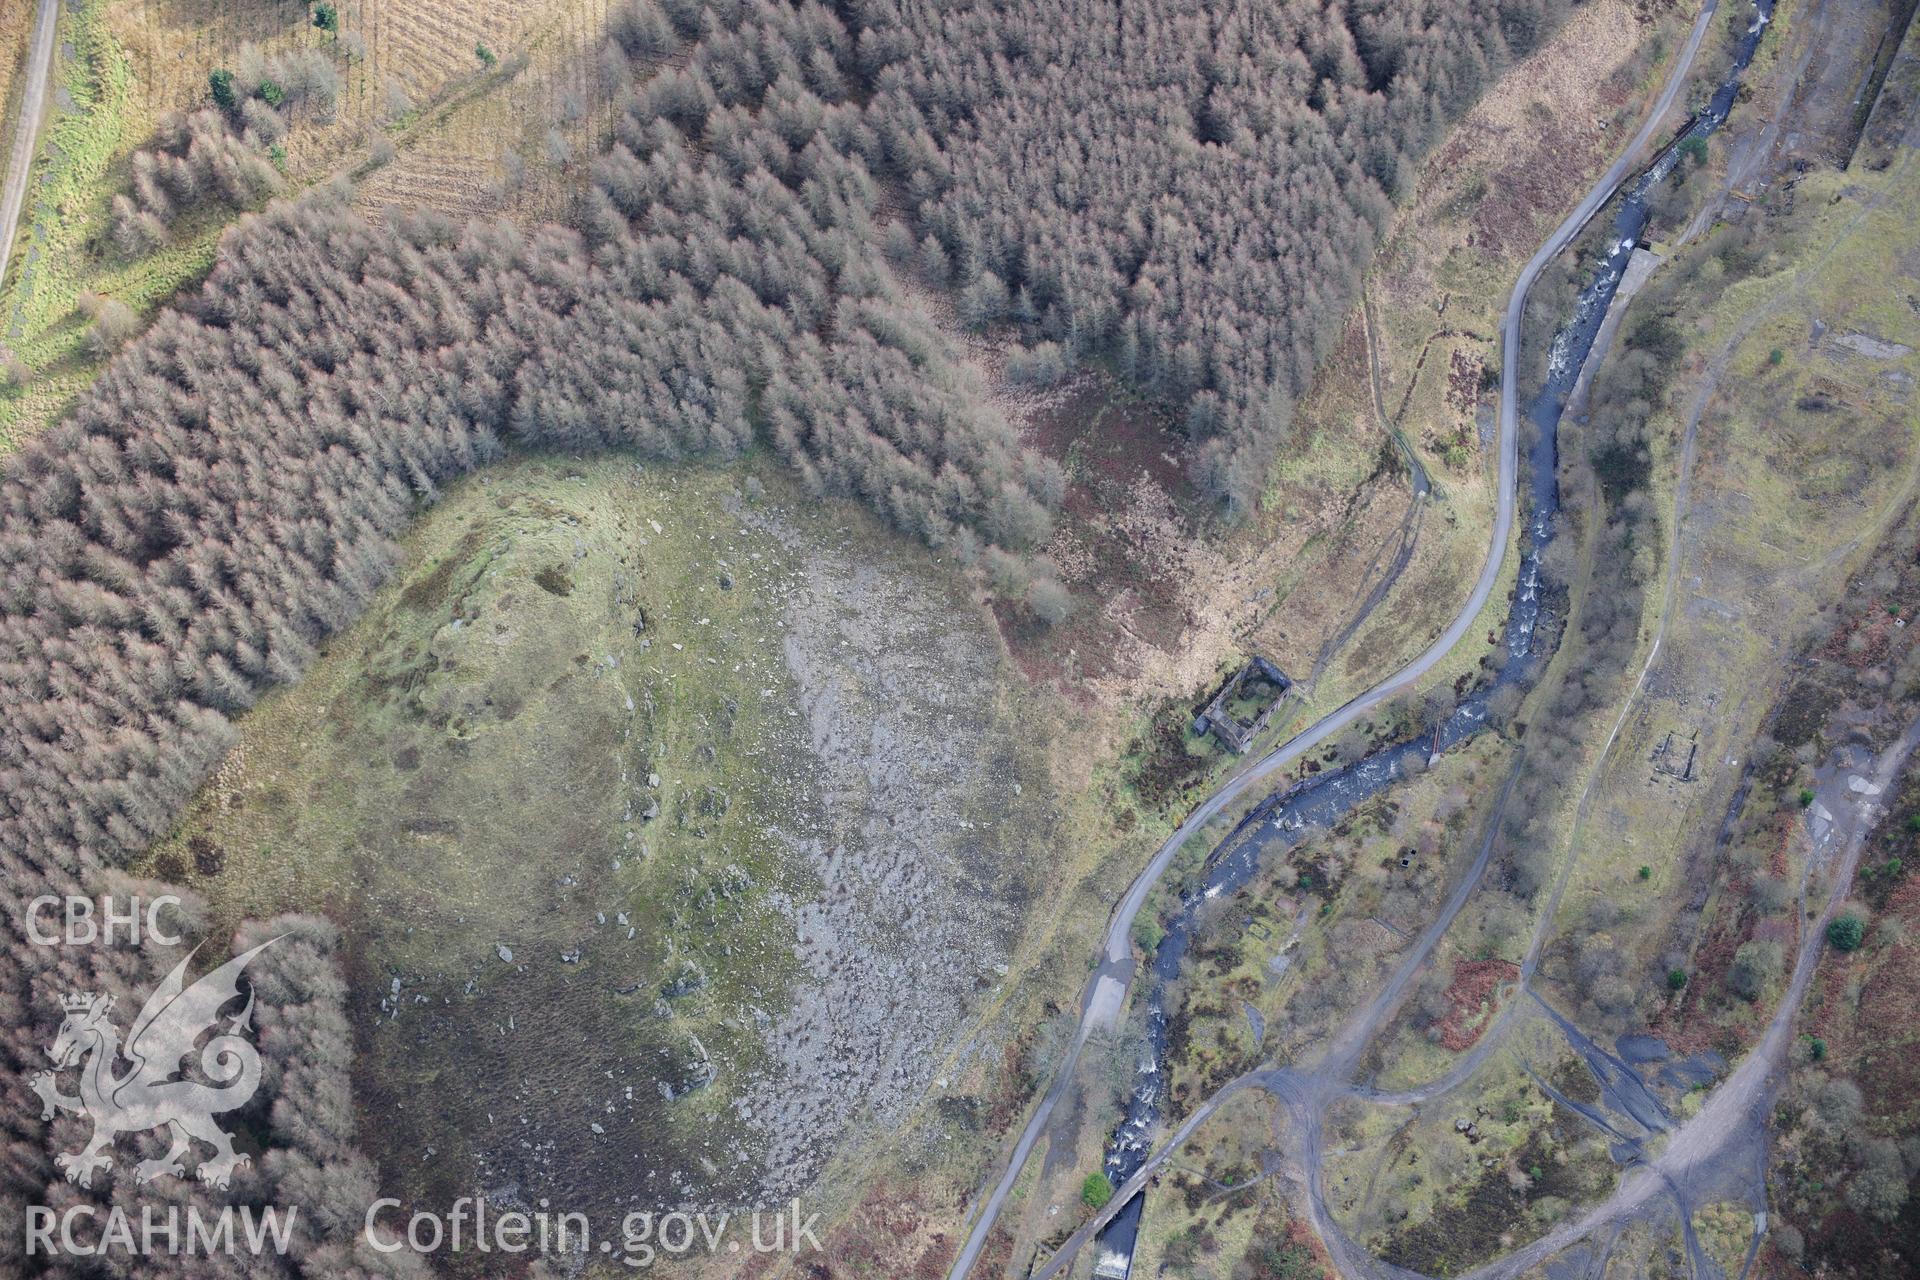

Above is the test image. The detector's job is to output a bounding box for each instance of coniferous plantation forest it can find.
[3,0,1920,1277]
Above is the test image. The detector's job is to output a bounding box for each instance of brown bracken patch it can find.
[1431,959,1519,1051]
[1819,602,1896,668]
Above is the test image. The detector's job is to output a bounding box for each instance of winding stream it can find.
[1091,6,1775,1274]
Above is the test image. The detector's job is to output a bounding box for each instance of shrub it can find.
[1027,576,1072,626]
[1165,1230,1203,1269]
[1081,1171,1114,1210]
[380,77,413,121]
[1826,913,1865,952]
[1005,341,1069,388]
[986,548,1031,598]
[111,106,283,256]
[1728,940,1782,1000]
[209,67,236,111]
[313,3,338,33]
[1627,314,1685,364]
[1750,874,1793,915]
[476,43,497,68]
[1666,968,1687,991]
[1333,725,1370,765]
[1816,1078,1863,1129]
[611,0,677,58]
[78,292,138,356]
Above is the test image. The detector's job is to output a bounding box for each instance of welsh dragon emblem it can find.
[27,938,279,1190]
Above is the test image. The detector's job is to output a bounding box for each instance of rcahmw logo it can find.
[25,1203,297,1258]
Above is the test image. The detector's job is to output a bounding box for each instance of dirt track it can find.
[0,0,56,296]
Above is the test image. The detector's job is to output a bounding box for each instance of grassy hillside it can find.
[144,452,1063,1224]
